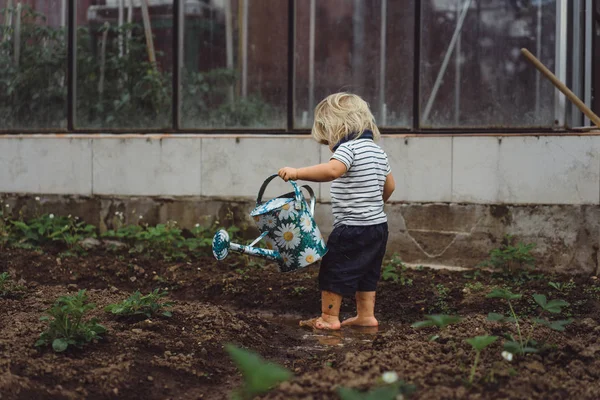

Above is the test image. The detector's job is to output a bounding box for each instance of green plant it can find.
[411,314,462,341]
[464,281,485,293]
[292,286,307,296]
[10,213,96,251]
[486,288,572,356]
[0,202,12,250]
[480,235,535,276]
[105,289,172,319]
[548,279,576,294]
[583,285,600,300]
[429,284,452,314]
[382,254,413,286]
[0,272,24,297]
[102,219,239,260]
[226,344,292,400]
[337,374,416,400]
[465,335,498,384]
[35,290,106,352]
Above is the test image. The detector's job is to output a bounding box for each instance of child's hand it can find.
[278,167,298,181]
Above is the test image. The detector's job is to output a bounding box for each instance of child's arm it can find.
[383,173,396,202]
[278,160,347,183]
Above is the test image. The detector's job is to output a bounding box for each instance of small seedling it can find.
[105,289,172,318]
[479,235,536,279]
[382,254,413,286]
[36,290,106,352]
[412,314,462,341]
[463,281,485,293]
[0,272,24,297]
[548,279,576,294]
[487,289,571,355]
[226,344,292,400]
[292,286,307,295]
[337,375,416,400]
[429,284,452,314]
[465,335,498,384]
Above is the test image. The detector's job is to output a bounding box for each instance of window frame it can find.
[0,0,595,134]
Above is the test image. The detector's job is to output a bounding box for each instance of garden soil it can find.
[1,247,600,399]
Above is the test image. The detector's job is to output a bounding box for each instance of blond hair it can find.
[311,93,380,147]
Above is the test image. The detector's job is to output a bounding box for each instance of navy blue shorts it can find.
[319,222,389,296]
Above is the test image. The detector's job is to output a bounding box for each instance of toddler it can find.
[278,92,395,330]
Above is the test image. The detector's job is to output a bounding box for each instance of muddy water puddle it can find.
[261,312,387,351]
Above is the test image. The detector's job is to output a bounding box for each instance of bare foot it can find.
[299,316,341,330]
[341,316,379,327]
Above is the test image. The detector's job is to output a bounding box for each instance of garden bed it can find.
[1,244,600,400]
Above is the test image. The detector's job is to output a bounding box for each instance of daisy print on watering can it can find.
[248,175,328,272]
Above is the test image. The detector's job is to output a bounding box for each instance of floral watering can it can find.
[212,174,327,272]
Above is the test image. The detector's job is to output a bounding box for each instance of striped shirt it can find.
[330,138,391,227]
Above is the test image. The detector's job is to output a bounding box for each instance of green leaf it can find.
[465,335,498,352]
[411,320,434,329]
[429,335,440,342]
[533,294,547,308]
[336,387,365,400]
[544,299,569,314]
[411,315,462,330]
[162,311,172,317]
[503,341,521,354]
[487,312,506,322]
[52,338,69,352]
[487,288,522,301]
[336,383,416,400]
[226,344,292,396]
[535,318,573,332]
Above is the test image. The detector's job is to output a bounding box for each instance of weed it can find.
[411,314,462,341]
[0,272,24,297]
[479,235,536,278]
[382,254,413,286]
[36,290,106,352]
[486,288,572,356]
[226,344,292,400]
[465,335,498,384]
[105,289,172,319]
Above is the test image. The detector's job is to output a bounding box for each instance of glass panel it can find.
[0,0,67,130]
[420,0,557,128]
[295,0,414,129]
[181,0,287,129]
[76,0,172,129]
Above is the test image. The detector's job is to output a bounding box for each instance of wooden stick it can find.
[140,0,156,66]
[521,48,600,128]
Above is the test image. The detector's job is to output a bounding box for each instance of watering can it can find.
[212,174,327,272]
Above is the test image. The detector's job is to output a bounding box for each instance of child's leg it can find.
[341,291,378,327]
[299,290,342,330]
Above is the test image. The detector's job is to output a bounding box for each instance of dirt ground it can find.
[1,247,600,400]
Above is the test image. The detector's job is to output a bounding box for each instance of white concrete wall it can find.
[1,134,599,205]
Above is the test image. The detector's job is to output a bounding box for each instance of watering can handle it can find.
[256,174,315,215]
[300,184,316,216]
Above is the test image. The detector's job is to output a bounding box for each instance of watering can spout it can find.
[212,230,282,263]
